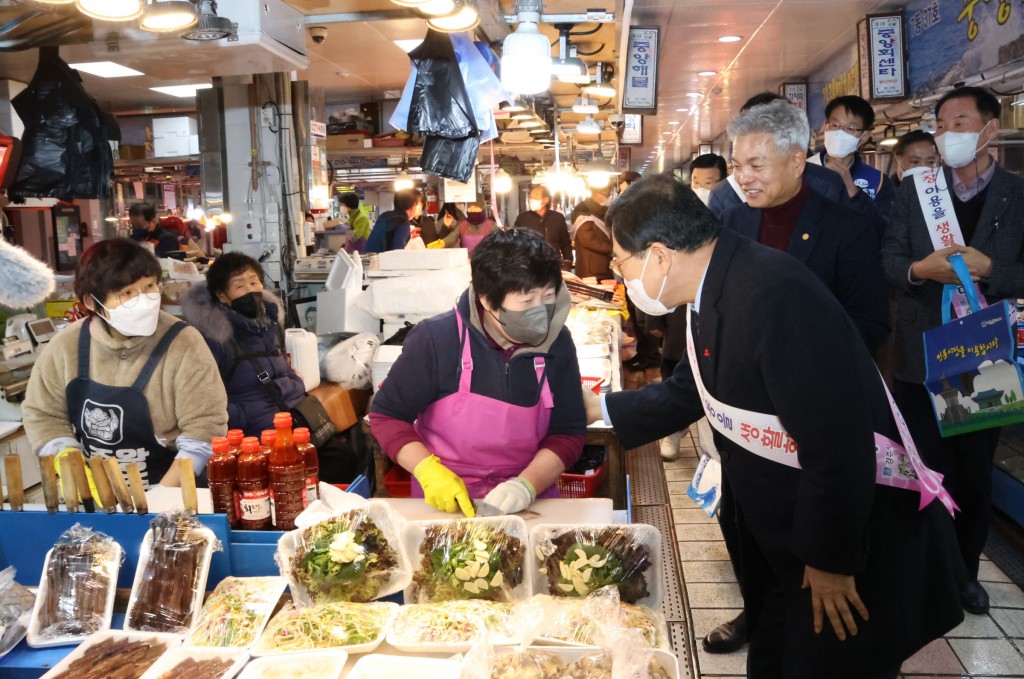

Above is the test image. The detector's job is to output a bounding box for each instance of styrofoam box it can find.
[139,646,248,679]
[154,134,199,158]
[376,248,468,271]
[40,630,182,679]
[152,116,198,138]
[372,345,403,392]
[347,654,461,679]
[237,649,347,679]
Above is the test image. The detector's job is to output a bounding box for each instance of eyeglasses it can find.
[610,251,641,277]
[112,282,162,308]
[825,121,865,135]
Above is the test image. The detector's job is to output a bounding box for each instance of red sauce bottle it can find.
[236,436,271,530]
[226,429,244,458]
[260,430,276,459]
[207,436,238,528]
[268,412,306,531]
[294,427,320,504]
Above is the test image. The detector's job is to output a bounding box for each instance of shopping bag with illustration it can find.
[923,254,1024,437]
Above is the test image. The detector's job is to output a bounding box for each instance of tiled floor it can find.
[665,426,1024,679]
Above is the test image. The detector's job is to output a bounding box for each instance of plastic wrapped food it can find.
[251,601,396,655]
[237,650,348,679]
[140,646,249,679]
[387,600,515,650]
[489,649,565,679]
[125,513,220,634]
[406,517,528,603]
[532,524,660,606]
[562,652,670,679]
[0,567,34,659]
[538,597,668,649]
[42,631,180,679]
[186,577,287,648]
[29,525,122,646]
[278,502,409,606]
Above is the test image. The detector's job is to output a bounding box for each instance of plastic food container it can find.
[532,598,671,650]
[185,576,288,649]
[386,600,518,653]
[40,630,182,679]
[236,649,348,679]
[492,646,680,679]
[347,654,462,678]
[250,601,397,657]
[138,646,248,679]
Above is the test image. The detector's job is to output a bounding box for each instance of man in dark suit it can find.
[586,175,963,678]
[882,86,1024,614]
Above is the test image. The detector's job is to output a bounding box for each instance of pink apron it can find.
[459,223,492,255]
[413,310,559,499]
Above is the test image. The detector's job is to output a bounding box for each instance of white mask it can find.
[823,129,862,159]
[529,199,544,212]
[624,250,677,316]
[936,121,991,169]
[694,187,712,206]
[93,293,161,337]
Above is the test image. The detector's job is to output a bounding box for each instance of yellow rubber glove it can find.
[426,239,445,249]
[412,455,475,517]
[54,447,102,508]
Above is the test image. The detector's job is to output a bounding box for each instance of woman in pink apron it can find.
[369,228,587,516]
[457,205,495,256]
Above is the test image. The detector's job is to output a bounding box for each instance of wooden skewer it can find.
[4,455,23,511]
[104,457,135,514]
[39,456,59,514]
[177,458,198,515]
[126,462,148,515]
[88,456,117,513]
[60,466,78,513]
[65,451,95,513]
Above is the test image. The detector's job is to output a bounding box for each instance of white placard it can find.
[862,13,907,100]
[623,27,659,111]
[621,113,643,144]
[311,120,327,139]
[443,172,478,203]
[782,82,808,111]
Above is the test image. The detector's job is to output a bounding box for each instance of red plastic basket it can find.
[580,376,605,395]
[557,463,607,499]
[384,465,412,498]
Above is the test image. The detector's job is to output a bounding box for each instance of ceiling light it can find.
[427,0,479,31]
[76,0,142,21]
[552,55,587,78]
[494,168,513,194]
[181,0,233,41]
[417,0,460,17]
[150,83,213,97]
[140,0,196,32]
[69,61,144,78]
[391,0,433,6]
[511,110,534,120]
[501,1,551,95]
[697,70,717,77]
[878,137,899,148]
[394,170,415,191]
[500,98,528,112]
[668,120,679,125]
[582,63,615,99]
[529,128,548,135]
[576,116,600,135]
[557,46,591,84]
[393,39,424,52]
[718,35,742,43]
[675,107,689,112]
[572,97,598,115]
[686,91,702,97]
[22,0,74,6]
[518,118,544,128]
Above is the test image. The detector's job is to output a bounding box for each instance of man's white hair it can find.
[727,99,810,154]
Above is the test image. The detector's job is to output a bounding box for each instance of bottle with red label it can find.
[208,436,239,528]
[237,436,271,530]
[294,427,320,504]
[227,429,245,458]
[268,412,307,531]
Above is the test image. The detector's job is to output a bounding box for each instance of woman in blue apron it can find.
[23,239,228,494]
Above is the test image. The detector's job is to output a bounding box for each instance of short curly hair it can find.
[206,251,263,300]
[727,99,810,155]
[471,228,562,309]
[74,238,162,315]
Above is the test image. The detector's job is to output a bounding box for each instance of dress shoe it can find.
[624,355,660,371]
[659,431,683,461]
[702,611,747,654]
[960,580,989,615]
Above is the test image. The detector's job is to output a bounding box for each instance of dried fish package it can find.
[0,566,34,659]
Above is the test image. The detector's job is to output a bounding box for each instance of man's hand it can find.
[959,247,993,279]
[825,157,858,198]
[802,565,869,641]
[910,246,966,284]
[582,386,604,425]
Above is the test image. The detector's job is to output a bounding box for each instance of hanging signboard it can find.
[857,12,908,101]
[621,114,643,144]
[623,27,659,112]
[779,82,808,111]
[444,172,477,203]
[310,121,327,140]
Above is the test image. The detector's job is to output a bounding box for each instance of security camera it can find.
[309,26,327,45]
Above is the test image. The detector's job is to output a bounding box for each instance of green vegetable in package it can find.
[409,521,525,602]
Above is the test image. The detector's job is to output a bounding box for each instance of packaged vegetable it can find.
[28,525,122,647]
[387,600,516,650]
[534,595,669,649]
[489,649,565,679]
[237,650,348,679]
[277,501,410,606]
[251,601,396,656]
[405,516,529,603]
[186,577,287,649]
[0,566,34,659]
[531,524,661,607]
[41,630,181,679]
[125,512,221,634]
[561,652,671,679]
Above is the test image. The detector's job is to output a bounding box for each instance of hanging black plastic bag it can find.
[10,47,116,200]
[419,134,481,184]
[407,29,477,139]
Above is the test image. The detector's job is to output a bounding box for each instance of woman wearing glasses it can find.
[23,238,227,490]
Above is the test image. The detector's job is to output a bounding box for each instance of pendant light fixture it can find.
[551,26,587,81]
[394,156,414,191]
[494,168,512,194]
[416,0,461,17]
[390,0,434,6]
[500,98,529,113]
[22,0,75,6]
[76,0,142,21]
[575,115,600,135]
[572,97,598,115]
[583,62,616,99]
[140,0,197,32]
[427,0,479,32]
[557,46,591,85]
[580,124,618,188]
[501,0,551,95]
[182,0,233,40]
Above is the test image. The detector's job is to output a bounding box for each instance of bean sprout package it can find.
[251,601,397,656]
[28,524,123,647]
[457,596,566,679]
[186,577,288,649]
[530,524,662,608]
[0,566,34,659]
[404,516,530,604]
[276,497,411,606]
[125,512,222,635]
[533,589,670,650]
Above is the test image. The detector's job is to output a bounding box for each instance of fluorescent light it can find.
[718,35,742,43]
[518,118,544,128]
[675,107,689,112]
[668,120,679,125]
[69,61,144,78]
[393,39,423,52]
[572,97,598,115]
[698,70,717,77]
[76,0,142,21]
[576,116,600,135]
[150,83,213,97]
[686,91,702,97]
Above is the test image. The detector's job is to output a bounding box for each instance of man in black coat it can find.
[586,175,964,678]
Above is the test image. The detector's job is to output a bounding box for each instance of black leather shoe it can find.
[960,580,990,615]
[624,355,660,371]
[702,611,748,654]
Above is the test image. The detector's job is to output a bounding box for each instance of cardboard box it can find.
[326,132,371,151]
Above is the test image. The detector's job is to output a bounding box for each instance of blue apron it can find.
[65,318,186,489]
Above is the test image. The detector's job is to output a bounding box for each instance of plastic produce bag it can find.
[28,524,122,646]
[388,599,515,649]
[276,500,411,606]
[535,590,669,649]
[252,601,397,655]
[0,567,34,659]
[405,516,529,603]
[419,133,481,184]
[187,576,288,648]
[407,29,477,139]
[319,332,379,389]
[451,33,507,144]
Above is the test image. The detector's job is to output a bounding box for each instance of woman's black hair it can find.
[607,174,720,254]
[206,251,264,300]
[340,193,360,210]
[437,202,464,222]
[129,202,156,222]
[74,238,162,315]
[393,189,420,213]
[471,228,563,309]
[893,129,938,157]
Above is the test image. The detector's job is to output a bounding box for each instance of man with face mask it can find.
[514,185,572,268]
[689,153,728,206]
[128,202,183,258]
[882,86,1024,615]
[582,175,964,679]
[572,185,614,280]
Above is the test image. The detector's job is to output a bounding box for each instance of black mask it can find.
[230,291,265,319]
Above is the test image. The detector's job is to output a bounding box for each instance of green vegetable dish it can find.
[292,512,399,603]
[410,521,525,602]
[539,527,653,604]
[254,602,393,654]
